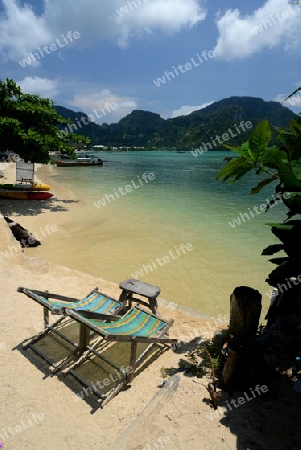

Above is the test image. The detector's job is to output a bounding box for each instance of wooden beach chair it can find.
[63,306,176,407]
[17,286,125,369]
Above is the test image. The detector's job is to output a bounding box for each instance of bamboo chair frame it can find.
[63,306,176,407]
[17,286,124,370]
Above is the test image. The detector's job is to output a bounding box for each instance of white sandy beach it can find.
[0,162,300,450]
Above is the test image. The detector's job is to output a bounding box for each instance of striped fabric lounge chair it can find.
[63,306,176,407]
[17,286,124,369]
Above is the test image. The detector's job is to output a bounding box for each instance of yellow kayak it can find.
[0,182,51,191]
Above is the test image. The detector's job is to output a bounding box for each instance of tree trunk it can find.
[222,339,266,390]
[229,286,262,338]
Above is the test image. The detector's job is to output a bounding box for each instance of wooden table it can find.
[118,278,161,315]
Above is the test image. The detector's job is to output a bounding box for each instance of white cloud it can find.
[274,81,301,104]
[0,0,51,62]
[16,77,59,98]
[68,91,138,123]
[273,91,301,109]
[114,0,206,47]
[214,0,301,60]
[273,93,288,103]
[171,101,214,118]
[0,0,206,62]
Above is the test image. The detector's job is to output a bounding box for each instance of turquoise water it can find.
[34,151,286,317]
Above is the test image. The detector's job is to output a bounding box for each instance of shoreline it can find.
[0,163,215,320]
[0,161,220,320]
[19,161,272,318]
[0,161,270,320]
[1,161,300,450]
[0,209,230,449]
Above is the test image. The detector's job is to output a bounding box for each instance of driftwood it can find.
[229,286,262,338]
[4,216,40,247]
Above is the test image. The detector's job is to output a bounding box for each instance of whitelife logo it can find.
[228,192,290,228]
[116,0,151,17]
[18,31,81,67]
[131,243,193,279]
[206,385,269,421]
[57,101,118,137]
[251,3,301,35]
[153,50,215,87]
[0,413,45,443]
[93,173,155,209]
[191,121,253,157]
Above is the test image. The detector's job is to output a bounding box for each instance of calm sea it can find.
[33,151,286,317]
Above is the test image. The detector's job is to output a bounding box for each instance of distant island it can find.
[55,96,296,150]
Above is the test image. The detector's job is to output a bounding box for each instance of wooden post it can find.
[128,337,137,383]
[229,286,262,338]
[78,324,90,354]
[43,306,49,330]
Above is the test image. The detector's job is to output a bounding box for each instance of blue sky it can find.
[0,0,300,124]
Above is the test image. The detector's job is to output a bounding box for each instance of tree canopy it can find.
[0,78,90,163]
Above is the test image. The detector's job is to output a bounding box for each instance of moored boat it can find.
[0,182,51,191]
[55,155,103,167]
[0,190,53,200]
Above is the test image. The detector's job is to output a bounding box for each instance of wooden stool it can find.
[119,278,161,315]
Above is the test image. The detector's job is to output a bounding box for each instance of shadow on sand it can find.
[0,197,79,217]
[168,337,301,449]
[13,318,169,414]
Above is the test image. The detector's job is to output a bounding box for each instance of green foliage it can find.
[0,78,90,163]
[160,367,178,378]
[183,328,232,379]
[216,116,301,213]
[249,120,272,163]
[216,92,301,289]
[55,96,295,149]
[216,120,282,195]
[216,156,254,184]
[262,221,301,286]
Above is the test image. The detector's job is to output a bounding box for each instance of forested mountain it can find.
[55,96,296,150]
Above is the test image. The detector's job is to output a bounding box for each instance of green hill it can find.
[55,96,296,150]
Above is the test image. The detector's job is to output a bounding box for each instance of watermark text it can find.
[131,243,193,279]
[153,50,215,87]
[94,173,155,209]
[191,121,253,157]
[18,31,81,67]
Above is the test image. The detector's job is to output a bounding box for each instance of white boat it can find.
[55,155,103,166]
